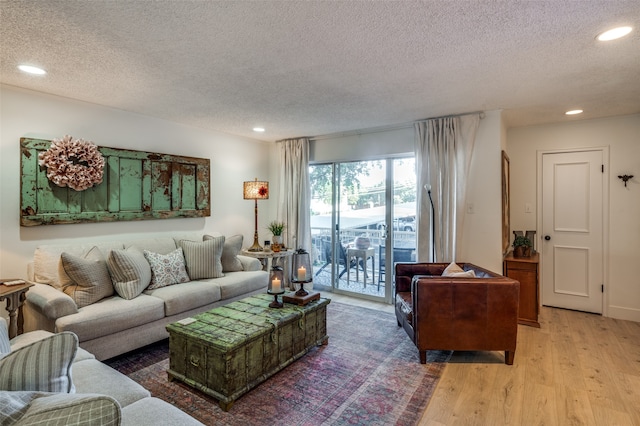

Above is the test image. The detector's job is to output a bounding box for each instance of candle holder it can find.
[291,248,312,297]
[267,266,285,308]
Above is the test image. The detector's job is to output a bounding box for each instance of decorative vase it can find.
[272,235,283,252]
[354,236,370,249]
[513,246,531,258]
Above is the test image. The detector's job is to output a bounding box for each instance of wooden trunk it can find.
[166,294,329,411]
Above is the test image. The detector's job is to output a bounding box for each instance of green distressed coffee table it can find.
[166,294,330,411]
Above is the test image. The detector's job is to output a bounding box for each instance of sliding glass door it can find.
[310,157,416,303]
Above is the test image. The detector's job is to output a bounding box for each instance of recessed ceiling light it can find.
[18,64,47,75]
[565,109,583,115]
[597,26,632,41]
[253,127,265,133]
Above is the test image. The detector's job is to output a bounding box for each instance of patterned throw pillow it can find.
[61,247,114,308]
[178,237,225,280]
[144,248,190,289]
[0,331,78,393]
[206,234,243,272]
[107,247,152,299]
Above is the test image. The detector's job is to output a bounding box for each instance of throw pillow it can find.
[61,247,114,308]
[205,234,243,272]
[144,248,190,289]
[178,237,225,280]
[448,270,477,278]
[15,393,121,426]
[442,262,464,276]
[107,247,152,299]
[0,331,78,393]
[0,319,10,357]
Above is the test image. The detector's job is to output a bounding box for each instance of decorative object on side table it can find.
[291,248,312,297]
[243,178,269,251]
[267,220,286,252]
[354,235,371,249]
[267,266,285,308]
[512,234,533,257]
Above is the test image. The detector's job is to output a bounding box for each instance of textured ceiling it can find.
[1,1,639,142]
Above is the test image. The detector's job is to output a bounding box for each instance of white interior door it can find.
[541,150,604,313]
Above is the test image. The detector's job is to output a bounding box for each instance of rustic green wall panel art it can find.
[20,138,210,226]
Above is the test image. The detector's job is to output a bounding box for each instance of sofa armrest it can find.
[25,282,78,320]
[237,255,262,272]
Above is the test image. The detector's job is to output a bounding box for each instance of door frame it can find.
[536,146,609,316]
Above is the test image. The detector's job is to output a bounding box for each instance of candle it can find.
[297,266,306,282]
[271,278,281,293]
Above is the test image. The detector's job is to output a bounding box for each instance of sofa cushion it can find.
[125,237,177,255]
[206,234,243,272]
[5,392,121,426]
[107,247,152,300]
[72,359,150,408]
[144,248,190,289]
[61,247,114,308]
[178,237,224,280]
[0,331,77,393]
[33,242,124,290]
[144,280,222,316]
[55,295,165,342]
[121,397,204,426]
[210,270,268,300]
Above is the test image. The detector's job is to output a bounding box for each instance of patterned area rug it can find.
[105,301,450,425]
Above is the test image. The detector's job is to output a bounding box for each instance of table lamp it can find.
[243,178,269,251]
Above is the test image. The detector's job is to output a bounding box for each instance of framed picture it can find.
[501,151,510,254]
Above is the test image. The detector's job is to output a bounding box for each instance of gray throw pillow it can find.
[144,248,190,289]
[205,234,243,272]
[0,331,78,393]
[61,247,114,308]
[178,237,225,279]
[107,247,152,299]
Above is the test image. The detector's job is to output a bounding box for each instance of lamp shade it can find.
[243,180,269,200]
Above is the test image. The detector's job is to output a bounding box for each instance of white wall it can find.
[0,85,271,281]
[507,114,640,322]
[459,110,504,273]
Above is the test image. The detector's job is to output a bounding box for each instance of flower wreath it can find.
[38,135,105,191]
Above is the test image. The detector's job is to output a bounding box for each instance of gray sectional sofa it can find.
[2,321,203,425]
[23,232,269,360]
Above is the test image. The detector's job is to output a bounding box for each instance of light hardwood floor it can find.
[323,292,640,426]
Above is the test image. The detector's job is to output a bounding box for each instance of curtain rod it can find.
[308,110,485,142]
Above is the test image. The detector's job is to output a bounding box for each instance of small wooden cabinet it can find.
[503,252,540,327]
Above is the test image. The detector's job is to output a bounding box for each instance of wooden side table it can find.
[1,281,34,338]
[241,250,294,287]
[503,253,540,327]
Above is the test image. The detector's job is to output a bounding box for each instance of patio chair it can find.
[377,246,415,290]
[314,238,358,278]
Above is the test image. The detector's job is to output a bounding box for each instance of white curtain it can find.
[414,114,480,263]
[278,138,312,253]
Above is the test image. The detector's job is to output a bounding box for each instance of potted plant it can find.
[512,235,532,257]
[267,221,286,251]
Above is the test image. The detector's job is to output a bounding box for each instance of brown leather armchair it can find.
[395,262,520,365]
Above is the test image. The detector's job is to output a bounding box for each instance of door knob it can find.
[544,235,551,241]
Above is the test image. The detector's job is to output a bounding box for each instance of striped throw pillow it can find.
[0,331,78,393]
[178,237,225,280]
[107,247,152,299]
[61,247,114,308]
[206,234,243,272]
[0,319,10,357]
